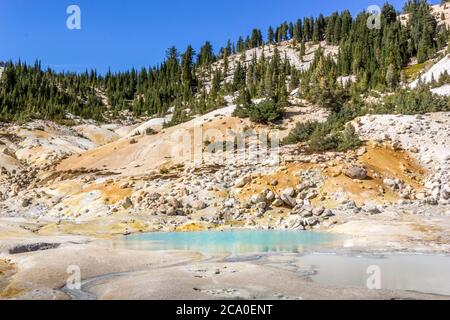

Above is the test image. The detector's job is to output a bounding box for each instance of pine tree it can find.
[268,27,275,44]
[300,41,306,62]
[197,42,215,66]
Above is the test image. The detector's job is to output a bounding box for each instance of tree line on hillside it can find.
[0,0,449,126]
[0,61,103,122]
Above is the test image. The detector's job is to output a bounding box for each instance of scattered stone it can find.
[119,182,129,189]
[345,166,368,180]
[323,209,335,217]
[250,194,265,204]
[312,207,325,216]
[272,198,284,207]
[283,188,295,197]
[266,191,275,202]
[148,193,161,201]
[363,204,381,215]
[191,200,207,210]
[356,147,367,156]
[122,197,133,209]
[235,176,251,188]
[21,198,32,208]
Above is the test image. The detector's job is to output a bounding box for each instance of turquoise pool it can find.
[107,230,450,296]
[111,230,343,254]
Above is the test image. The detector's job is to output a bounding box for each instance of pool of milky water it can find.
[111,230,343,254]
[109,230,450,296]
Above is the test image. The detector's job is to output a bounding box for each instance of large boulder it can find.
[21,198,32,208]
[280,196,295,208]
[323,209,335,217]
[312,207,325,216]
[190,200,207,210]
[345,166,368,180]
[266,191,275,202]
[166,196,182,208]
[250,194,266,204]
[235,176,251,188]
[272,198,284,207]
[122,197,133,209]
[148,193,161,201]
[441,185,450,200]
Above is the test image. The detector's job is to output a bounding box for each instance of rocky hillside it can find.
[204,41,338,89]
[0,87,448,251]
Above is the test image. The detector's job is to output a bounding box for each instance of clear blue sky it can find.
[0,0,438,74]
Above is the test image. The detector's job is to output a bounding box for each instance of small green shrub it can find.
[145,127,157,135]
[233,105,250,118]
[233,99,284,124]
[309,125,340,152]
[282,121,319,145]
[337,124,362,152]
[248,100,284,124]
[383,87,449,115]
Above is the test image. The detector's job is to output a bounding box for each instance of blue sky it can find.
[0,0,438,74]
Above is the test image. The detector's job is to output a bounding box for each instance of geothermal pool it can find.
[111,230,343,254]
[108,230,450,296]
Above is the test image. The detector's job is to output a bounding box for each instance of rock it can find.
[235,176,251,188]
[441,185,450,200]
[119,182,129,189]
[166,196,181,208]
[296,181,316,192]
[356,147,367,156]
[191,200,207,210]
[256,208,266,218]
[272,198,284,207]
[270,180,279,186]
[266,191,275,202]
[306,217,320,226]
[312,207,325,216]
[323,209,335,217]
[148,193,161,201]
[166,206,177,216]
[291,204,303,215]
[280,194,295,208]
[363,204,381,215]
[392,141,403,151]
[415,192,426,200]
[345,166,368,180]
[224,198,236,208]
[285,216,304,230]
[426,197,438,206]
[250,194,266,204]
[301,211,313,218]
[21,198,32,208]
[8,242,61,254]
[305,190,318,200]
[383,178,397,189]
[255,202,267,210]
[282,188,295,197]
[122,197,133,209]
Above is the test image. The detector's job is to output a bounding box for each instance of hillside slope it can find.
[410,54,450,88]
